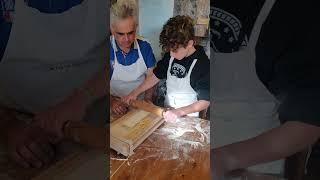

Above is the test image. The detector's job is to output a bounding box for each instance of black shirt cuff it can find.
[278,89,320,127]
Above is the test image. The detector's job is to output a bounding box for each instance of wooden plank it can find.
[122,110,149,128]
[32,150,106,180]
[110,136,132,156]
[110,109,164,156]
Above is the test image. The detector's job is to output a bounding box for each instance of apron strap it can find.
[111,36,117,51]
[167,57,175,75]
[135,39,143,60]
[187,59,198,77]
[111,36,143,66]
[248,0,276,49]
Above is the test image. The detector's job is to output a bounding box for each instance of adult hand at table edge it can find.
[111,98,128,115]
[6,120,56,169]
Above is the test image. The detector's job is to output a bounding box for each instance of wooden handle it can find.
[130,100,164,117]
[1,108,106,149]
[63,121,106,149]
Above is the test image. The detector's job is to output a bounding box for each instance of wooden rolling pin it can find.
[3,108,106,149]
[130,100,165,117]
[63,120,106,149]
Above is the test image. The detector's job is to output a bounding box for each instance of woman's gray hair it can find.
[110,0,138,26]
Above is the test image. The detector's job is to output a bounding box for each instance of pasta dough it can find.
[122,110,150,128]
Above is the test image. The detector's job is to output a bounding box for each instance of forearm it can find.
[78,65,107,105]
[131,73,159,97]
[214,121,320,175]
[176,100,210,116]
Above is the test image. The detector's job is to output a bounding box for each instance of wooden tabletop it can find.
[0,110,106,180]
[0,140,106,180]
[110,116,210,180]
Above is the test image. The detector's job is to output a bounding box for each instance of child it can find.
[122,15,210,122]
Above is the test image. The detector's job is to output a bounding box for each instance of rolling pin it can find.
[130,99,165,117]
[4,108,106,149]
[63,120,106,149]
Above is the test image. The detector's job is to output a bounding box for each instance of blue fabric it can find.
[24,0,83,13]
[0,0,84,61]
[0,0,14,61]
[110,38,156,79]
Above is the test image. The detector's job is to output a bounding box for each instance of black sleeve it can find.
[191,57,210,101]
[256,1,320,126]
[211,0,264,52]
[278,89,320,127]
[153,52,170,80]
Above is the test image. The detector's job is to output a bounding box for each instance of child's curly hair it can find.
[159,15,195,52]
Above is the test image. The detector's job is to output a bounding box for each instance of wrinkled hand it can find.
[111,99,128,115]
[6,123,56,168]
[121,93,137,105]
[163,109,184,123]
[34,89,89,140]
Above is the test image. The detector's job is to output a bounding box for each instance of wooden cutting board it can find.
[110,109,164,156]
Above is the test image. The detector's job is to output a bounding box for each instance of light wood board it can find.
[32,150,106,180]
[110,109,164,156]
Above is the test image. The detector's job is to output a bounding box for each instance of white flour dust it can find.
[117,118,210,164]
[110,157,128,161]
[129,148,180,166]
[132,153,160,164]
[165,128,195,139]
[195,122,210,143]
[152,123,208,160]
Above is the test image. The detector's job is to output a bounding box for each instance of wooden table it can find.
[0,110,107,180]
[0,138,107,180]
[110,116,210,180]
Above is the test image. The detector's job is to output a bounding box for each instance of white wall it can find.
[138,0,174,61]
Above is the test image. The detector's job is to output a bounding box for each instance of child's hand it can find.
[163,109,184,123]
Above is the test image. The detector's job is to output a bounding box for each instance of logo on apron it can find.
[210,7,248,53]
[171,62,186,78]
[0,0,14,22]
